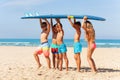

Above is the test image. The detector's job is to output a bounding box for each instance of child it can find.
[55,19,69,71]
[50,18,59,69]
[68,16,82,72]
[33,18,51,69]
[82,16,97,73]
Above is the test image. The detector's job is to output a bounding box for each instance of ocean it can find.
[0,39,120,48]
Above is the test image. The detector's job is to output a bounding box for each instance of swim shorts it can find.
[91,43,96,49]
[35,41,50,56]
[58,43,67,54]
[73,42,82,54]
[51,43,58,54]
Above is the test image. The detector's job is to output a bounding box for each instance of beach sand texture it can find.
[0,46,120,80]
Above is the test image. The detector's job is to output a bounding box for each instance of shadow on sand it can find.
[63,67,120,73]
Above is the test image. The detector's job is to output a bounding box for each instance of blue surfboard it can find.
[21,14,106,21]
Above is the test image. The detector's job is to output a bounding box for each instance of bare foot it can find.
[37,64,42,69]
[59,68,62,71]
[80,70,84,73]
[77,69,80,72]
[93,71,97,74]
[66,68,68,71]
[92,70,98,74]
[77,70,80,72]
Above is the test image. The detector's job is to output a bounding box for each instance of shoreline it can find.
[1,46,120,48]
[0,39,120,48]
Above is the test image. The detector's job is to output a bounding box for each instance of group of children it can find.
[33,16,97,73]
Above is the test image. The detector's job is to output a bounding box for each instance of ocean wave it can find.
[0,42,35,46]
[96,43,120,46]
[109,43,120,45]
[95,43,120,48]
[0,42,120,48]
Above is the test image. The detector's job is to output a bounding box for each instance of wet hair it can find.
[59,23,63,28]
[56,23,62,28]
[86,21,92,25]
[53,24,57,28]
[41,22,47,27]
[86,20,93,28]
[74,21,81,26]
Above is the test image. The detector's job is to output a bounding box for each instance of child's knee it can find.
[87,56,92,60]
[74,55,77,60]
[56,56,59,59]
[53,54,56,57]
[63,56,67,60]
[43,51,50,57]
[35,49,42,55]
[33,51,38,56]
[59,57,63,60]
[74,57,77,60]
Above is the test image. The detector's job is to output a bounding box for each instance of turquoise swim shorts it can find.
[58,43,67,54]
[51,43,58,48]
[73,42,82,54]
[51,43,58,54]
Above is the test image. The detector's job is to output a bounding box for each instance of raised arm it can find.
[43,18,50,33]
[55,18,63,33]
[74,18,76,23]
[39,18,42,27]
[50,18,53,27]
[55,18,62,27]
[55,18,60,24]
[50,18,54,33]
[82,16,87,31]
[67,16,75,28]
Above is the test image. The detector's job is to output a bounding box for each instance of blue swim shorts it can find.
[58,43,67,54]
[73,42,82,54]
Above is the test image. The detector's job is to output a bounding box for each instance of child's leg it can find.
[74,54,78,67]
[55,54,59,69]
[63,53,69,71]
[87,48,97,72]
[43,50,51,69]
[77,53,81,72]
[45,56,51,69]
[33,49,42,69]
[74,53,81,72]
[74,42,82,72]
[59,54,63,71]
[51,48,55,68]
[52,54,55,69]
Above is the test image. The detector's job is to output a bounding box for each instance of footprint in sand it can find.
[40,69,56,80]
[37,66,47,75]
[37,67,55,76]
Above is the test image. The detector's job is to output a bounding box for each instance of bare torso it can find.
[40,32,48,43]
[85,23,95,44]
[52,32,57,44]
[56,30,64,45]
[74,28,81,42]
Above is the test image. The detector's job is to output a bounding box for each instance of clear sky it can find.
[0,0,120,39]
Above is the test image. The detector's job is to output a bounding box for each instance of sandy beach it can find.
[0,46,120,80]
